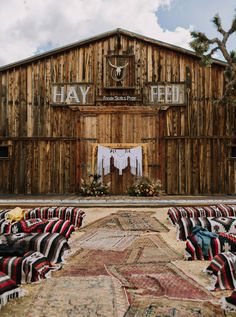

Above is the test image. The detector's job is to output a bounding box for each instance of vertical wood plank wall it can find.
[0,33,235,194]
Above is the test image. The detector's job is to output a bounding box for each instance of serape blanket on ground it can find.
[186,232,236,260]
[0,207,85,228]
[221,290,236,312]
[0,233,71,263]
[0,271,25,309]
[177,216,236,241]
[168,204,236,226]
[0,218,75,239]
[205,252,236,290]
[24,207,85,228]
[0,251,55,284]
[0,210,11,220]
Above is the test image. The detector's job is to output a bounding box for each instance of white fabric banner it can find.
[97,145,143,176]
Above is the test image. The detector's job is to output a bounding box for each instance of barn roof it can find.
[0,28,227,71]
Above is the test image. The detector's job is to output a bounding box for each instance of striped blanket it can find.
[0,251,55,284]
[168,204,236,226]
[0,271,24,309]
[0,207,85,228]
[0,218,75,239]
[205,252,236,290]
[24,207,85,228]
[186,232,236,260]
[177,216,236,241]
[0,210,10,220]
[0,233,71,263]
[221,290,236,312]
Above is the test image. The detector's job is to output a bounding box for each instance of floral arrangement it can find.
[80,174,110,196]
[127,177,164,197]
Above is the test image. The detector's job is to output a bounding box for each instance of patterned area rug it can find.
[1,208,221,316]
[3,276,128,317]
[124,234,181,264]
[55,248,129,276]
[84,211,169,233]
[107,262,213,301]
[70,229,140,251]
[124,296,224,317]
[57,233,181,276]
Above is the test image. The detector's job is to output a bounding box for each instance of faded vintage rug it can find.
[84,211,169,233]
[107,262,213,301]
[3,276,128,317]
[55,248,130,276]
[57,233,180,277]
[124,233,181,264]
[124,296,224,317]
[70,229,140,251]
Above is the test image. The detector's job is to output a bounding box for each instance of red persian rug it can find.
[56,248,129,277]
[107,262,213,302]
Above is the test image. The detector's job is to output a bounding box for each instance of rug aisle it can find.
[1,208,235,317]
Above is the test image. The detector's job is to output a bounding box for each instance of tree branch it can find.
[190,10,236,102]
[212,14,227,36]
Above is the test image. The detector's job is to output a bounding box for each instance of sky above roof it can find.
[0,0,235,66]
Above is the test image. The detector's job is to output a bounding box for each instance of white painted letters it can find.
[150,86,158,103]
[65,86,80,103]
[52,83,93,105]
[53,86,65,103]
[80,86,90,104]
[150,83,184,104]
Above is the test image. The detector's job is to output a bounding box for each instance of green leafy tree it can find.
[190,10,236,102]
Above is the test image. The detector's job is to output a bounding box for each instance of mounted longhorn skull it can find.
[108,59,129,81]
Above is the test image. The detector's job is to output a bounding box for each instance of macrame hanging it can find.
[97,145,111,176]
[130,146,142,176]
[97,145,142,176]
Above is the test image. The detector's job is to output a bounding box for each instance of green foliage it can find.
[212,14,222,31]
[80,174,110,196]
[190,32,210,60]
[127,177,164,197]
[230,50,236,62]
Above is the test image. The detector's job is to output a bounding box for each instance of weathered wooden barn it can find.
[0,28,235,195]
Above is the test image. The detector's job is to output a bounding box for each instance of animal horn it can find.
[108,59,117,68]
[120,62,129,69]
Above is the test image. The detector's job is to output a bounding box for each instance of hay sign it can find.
[52,83,94,105]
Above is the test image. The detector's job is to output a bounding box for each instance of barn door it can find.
[77,110,162,195]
